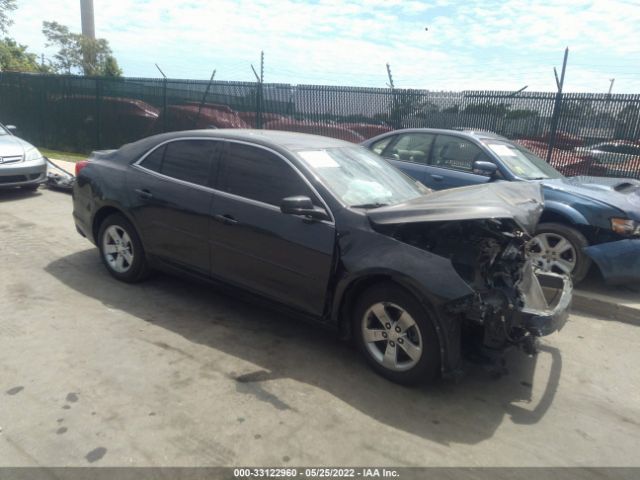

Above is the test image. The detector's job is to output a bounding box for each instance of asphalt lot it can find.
[1,187,639,467]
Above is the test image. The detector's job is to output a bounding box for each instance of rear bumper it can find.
[517,266,572,337]
[584,239,640,284]
[0,159,47,188]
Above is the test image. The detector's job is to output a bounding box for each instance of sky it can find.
[7,0,640,93]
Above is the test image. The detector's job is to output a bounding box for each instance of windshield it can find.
[297,146,427,207]
[484,141,564,180]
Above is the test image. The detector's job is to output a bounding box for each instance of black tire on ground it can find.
[353,283,440,385]
[97,213,150,283]
[533,222,592,284]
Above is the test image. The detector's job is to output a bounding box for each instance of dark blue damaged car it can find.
[362,129,640,285]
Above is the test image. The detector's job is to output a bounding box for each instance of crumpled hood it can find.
[0,134,31,158]
[367,182,544,233]
[542,176,640,221]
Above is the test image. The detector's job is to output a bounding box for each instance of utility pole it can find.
[80,0,96,74]
[608,78,615,95]
[546,47,569,164]
[80,0,95,38]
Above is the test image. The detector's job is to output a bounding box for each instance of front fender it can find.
[543,200,589,226]
[332,228,474,376]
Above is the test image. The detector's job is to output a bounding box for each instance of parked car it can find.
[515,139,608,177]
[152,102,249,132]
[339,123,393,139]
[362,128,640,284]
[47,95,159,151]
[0,123,47,190]
[575,141,640,164]
[574,141,640,178]
[72,129,570,384]
[540,130,585,150]
[264,119,365,143]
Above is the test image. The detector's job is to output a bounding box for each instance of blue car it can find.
[362,128,640,284]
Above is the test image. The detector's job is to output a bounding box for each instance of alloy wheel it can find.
[361,302,423,372]
[102,225,134,273]
[528,232,577,275]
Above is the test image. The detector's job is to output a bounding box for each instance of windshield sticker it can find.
[488,144,518,157]
[299,150,340,168]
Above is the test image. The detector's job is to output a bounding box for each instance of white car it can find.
[0,123,47,191]
[575,141,640,164]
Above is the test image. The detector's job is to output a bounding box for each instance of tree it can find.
[0,0,17,35]
[42,20,122,76]
[101,55,122,77]
[0,37,42,72]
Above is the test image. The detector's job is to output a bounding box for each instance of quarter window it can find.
[431,135,488,171]
[140,145,164,172]
[223,143,314,206]
[370,136,394,155]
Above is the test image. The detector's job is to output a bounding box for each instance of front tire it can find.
[529,222,591,284]
[353,283,440,385]
[97,213,149,283]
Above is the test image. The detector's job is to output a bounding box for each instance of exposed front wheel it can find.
[98,213,149,283]
[353,283,440,385]
[528,222,591,284]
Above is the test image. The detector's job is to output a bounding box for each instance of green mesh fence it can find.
[1,72,639,178]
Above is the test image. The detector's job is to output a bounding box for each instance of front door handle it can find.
[135,188,153,200]
[430,174,444,181]
[213,214,238,226]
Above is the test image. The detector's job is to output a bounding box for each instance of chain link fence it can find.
[1,72,639,178]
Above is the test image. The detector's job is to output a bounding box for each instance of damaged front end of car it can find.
[367,183,572,367]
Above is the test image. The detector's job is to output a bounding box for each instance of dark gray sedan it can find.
[73,129,571,385]
[0,123,47,190]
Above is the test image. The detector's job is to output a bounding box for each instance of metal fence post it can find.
[95,77,102,149]
[256,82,263,129]
[546,48,569,163]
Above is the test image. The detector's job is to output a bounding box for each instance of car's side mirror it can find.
[281,196,330,221]
[472,160,498,177]
[5,125,17,134]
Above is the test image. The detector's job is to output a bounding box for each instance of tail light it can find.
[75,160,89,176]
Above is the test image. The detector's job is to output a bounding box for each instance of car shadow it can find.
[45,249,563,446]
[0,188,42,202]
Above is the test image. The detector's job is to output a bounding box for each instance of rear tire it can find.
[529,222,591,284]
[353,283,440,385]
[97,213,149,283]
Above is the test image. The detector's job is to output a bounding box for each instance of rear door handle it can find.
[135,188,153,200]
[430,174,444,181]
[213,214,238,226]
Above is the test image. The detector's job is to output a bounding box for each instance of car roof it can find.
[148,129,353,150]
[370,127,510,143]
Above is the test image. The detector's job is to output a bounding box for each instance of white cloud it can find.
[7,0,640,92]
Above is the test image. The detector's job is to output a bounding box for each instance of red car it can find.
[264,119,365,143]
[153,103,249,132]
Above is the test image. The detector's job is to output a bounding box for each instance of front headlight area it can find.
[611,217,640,237]
[24,147,44,163]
